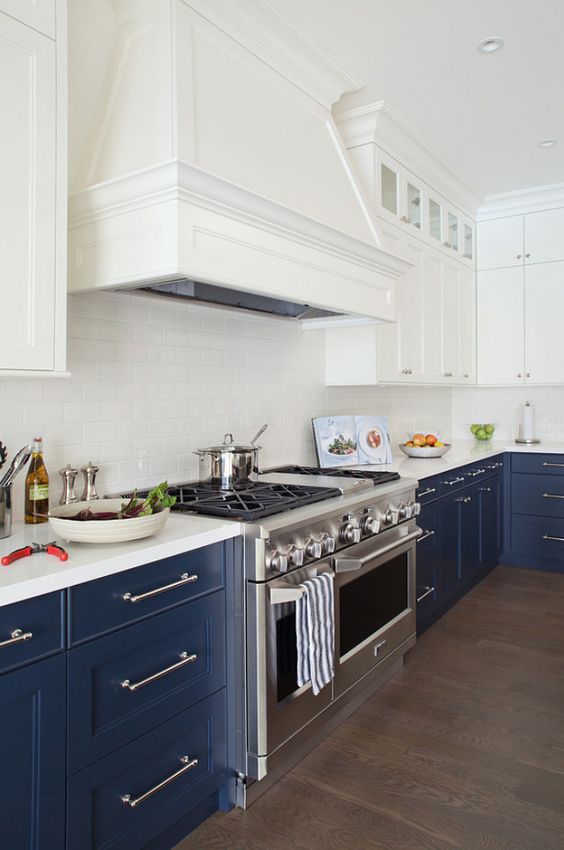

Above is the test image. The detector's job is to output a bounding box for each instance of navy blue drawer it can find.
[512,453,564,476]
[67,689,226,850]
[68,591,226,772]
[69,543,225,643]
[511,514,564,560]
[0,592,64,674]
[416,478,442,504]
[512,473,564,519]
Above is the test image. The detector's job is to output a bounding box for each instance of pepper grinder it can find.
[59,465,79,506]
[81,461,99,501]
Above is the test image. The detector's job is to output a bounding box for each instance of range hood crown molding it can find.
[180,0,362,110]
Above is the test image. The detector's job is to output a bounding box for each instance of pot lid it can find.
[196,433,259,453]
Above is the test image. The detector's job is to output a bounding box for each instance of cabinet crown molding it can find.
[478,182,564,219]
[334,100,482,218]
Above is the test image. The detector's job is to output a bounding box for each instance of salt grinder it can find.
[59,465,79,506]
[81,461,99,501]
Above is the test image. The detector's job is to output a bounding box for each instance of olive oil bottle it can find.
[25,437,49,524]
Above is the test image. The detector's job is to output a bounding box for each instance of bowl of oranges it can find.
[399,433,451,458]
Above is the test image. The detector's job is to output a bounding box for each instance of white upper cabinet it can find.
[524,262,564,384]
[477,268,525,384]
[0,0,56,38]
[476,196,564,385]
[524,208,564,264]
[477,216,524,270]
[0,8,66,373]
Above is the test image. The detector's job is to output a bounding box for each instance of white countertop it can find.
[0,514,241,607]
[354,440,564,481]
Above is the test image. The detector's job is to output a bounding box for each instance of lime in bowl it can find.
[469,423,496,441]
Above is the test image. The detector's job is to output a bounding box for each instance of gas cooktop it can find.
[122,480,343,522]
[269,465,401,485]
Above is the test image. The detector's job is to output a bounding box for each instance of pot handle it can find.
[223,433,234,445]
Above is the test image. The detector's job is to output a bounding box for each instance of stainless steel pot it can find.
[195,426,267,489]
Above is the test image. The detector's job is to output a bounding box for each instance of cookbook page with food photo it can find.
[312,416,393,467]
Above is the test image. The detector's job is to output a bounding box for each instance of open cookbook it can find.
[312,415,393,467]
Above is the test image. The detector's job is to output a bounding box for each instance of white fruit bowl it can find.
[399,443,452,458]
[48,499,170,544]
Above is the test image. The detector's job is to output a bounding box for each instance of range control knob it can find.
[339,522,361,545]
[384,508,400,527]
[320,534,336,555]
[288,546,304,568]
[412,501,422,516]
[270,551,289,573]
[398,503,408,521]
[305,538,323,560]
[361,514,381,536]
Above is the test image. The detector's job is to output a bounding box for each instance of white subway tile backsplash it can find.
[1,291,478,520]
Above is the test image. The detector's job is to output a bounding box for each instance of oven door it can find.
[333,524,418,698]
[246,563,334,778]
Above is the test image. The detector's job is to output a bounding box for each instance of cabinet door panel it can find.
[422,250,443,381]
[0,655,66,850]
[460,485,481,583]
[524,261,564,384]
[0,1,56,38]
[479,476,502,567]
[441,260,460,381]
[477,216,524,270]
[438,494,462,601]
[459,266,476,381]
[0,15,56,369]
[525,208,564,265]
[477,268,524,384]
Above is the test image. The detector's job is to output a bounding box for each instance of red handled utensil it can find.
[2,541,68,566]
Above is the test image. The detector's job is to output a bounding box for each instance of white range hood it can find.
[67,0,410,320]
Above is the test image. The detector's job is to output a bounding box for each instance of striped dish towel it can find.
[295,572,335,696]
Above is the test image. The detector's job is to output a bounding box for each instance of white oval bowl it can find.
[399,443,452,458]
[48,499,170,544]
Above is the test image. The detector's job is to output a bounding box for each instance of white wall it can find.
[0,291,452,518]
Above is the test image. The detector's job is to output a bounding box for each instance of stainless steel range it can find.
[125,466,420,807]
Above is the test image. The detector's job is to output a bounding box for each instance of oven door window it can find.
[339,552,408,657]
[275,609,299,704]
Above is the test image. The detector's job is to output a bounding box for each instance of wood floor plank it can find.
[174,567,564,850]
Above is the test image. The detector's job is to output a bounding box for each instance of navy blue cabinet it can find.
[416,455,504,633]
[0,654,66,850]
[505,452,564,572]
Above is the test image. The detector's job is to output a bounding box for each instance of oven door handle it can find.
[268,569,335,605]
[332,527,422,574]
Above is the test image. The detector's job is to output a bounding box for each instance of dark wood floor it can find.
[175,566,564,850]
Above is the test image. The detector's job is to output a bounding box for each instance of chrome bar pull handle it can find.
[0,628,33,650]
[121,756,198,808]
[418,487,436,498]
[121,652,197,692]
[122,573,198,603]
[417,586,435,603]
[542,493,564,499]
[416,529,435,543]
[542,534,564,542]
[542,462,564,468]
[479,487,492,492]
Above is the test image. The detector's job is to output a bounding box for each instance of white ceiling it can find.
[264,0,564,199]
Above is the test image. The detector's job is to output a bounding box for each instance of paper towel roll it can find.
[521,402,535,441]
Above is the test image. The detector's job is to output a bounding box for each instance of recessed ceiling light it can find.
[538,139,558,148]
[476,36,504,54]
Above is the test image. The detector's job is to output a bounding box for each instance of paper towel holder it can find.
[515,401,541,444]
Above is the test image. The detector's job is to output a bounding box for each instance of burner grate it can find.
[269,465,400,485]
[121,481,342,522]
